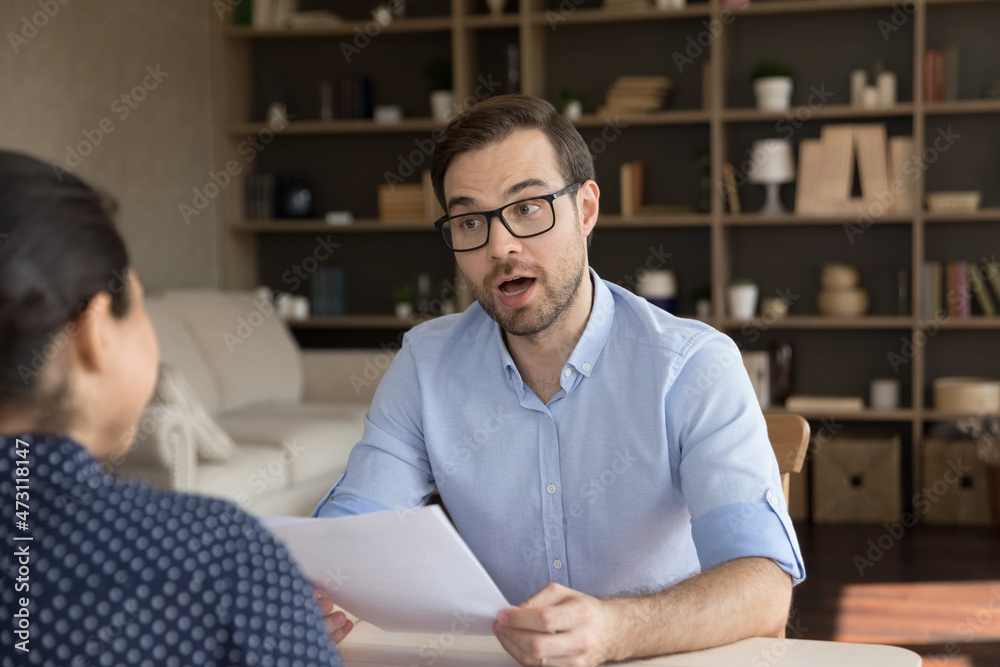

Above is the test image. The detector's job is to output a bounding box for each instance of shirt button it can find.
[553,559,563,570]
[767,493,780,506]
[544,413,550,419]
[563,368,571,377]
[582,362,591,371]
[546,484,556,494]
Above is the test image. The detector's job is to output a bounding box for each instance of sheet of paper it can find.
[261,506,510,634]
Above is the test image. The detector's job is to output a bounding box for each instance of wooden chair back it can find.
[764,413,810,506]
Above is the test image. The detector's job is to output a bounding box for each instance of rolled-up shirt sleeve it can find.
[665,331,806,584]
[313,334,437,519]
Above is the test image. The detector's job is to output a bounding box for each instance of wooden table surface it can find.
[338,622,923,666]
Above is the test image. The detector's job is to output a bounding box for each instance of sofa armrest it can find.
[302,349,395,404]
[121,404,198,492]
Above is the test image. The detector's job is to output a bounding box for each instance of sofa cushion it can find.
[145,295,220,414]
[163,290,303,412]
[195,442,291,502]
[154,363,235,462]
[214,402,366,486]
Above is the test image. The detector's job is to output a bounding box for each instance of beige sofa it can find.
[114,289,394,517]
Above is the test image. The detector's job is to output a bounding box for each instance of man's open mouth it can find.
[498,276,535,297]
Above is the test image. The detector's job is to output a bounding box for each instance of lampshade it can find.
[748,138,795,184]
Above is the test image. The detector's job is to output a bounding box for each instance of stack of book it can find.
[598,76,673,115]
[619,161,644,218]
[244,173,275,219]
[923,260,1000,318]
[795,124,917,216]
[923,48,958,103]
[378,171,444,224]
[378,184,425,222]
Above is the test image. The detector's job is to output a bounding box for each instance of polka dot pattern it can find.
[0,433,342,666]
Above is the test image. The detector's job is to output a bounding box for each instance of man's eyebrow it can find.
[446,178,551,213]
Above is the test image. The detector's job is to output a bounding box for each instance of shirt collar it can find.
[495,267,615,383]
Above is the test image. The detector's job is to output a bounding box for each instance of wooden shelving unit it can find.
[211,0,1000,511]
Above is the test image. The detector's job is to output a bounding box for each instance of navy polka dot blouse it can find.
[0,433,343,666]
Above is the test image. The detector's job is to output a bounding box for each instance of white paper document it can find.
[262,505,511,634]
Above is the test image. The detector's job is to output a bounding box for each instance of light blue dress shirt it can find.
[314,268,805,605]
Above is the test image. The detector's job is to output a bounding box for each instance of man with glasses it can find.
[314,95,804,666]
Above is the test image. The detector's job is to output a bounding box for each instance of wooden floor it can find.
[792,522,1000,666]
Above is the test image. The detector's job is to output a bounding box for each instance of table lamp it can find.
[748,138,795,215]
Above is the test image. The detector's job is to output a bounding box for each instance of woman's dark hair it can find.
[0,150,131,428]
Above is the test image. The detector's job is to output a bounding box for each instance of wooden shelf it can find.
[737,0,902,15]
[232,219,436,233]
[288,314,435,329]
[463,14,520,28]
[572,110,710,127]
[717,315,915,330]
[924,207,1000,222]
[224,17,453,38]
[929,316,1000,329]
[229,118,441,137]
[721,104,914,123]
[529,5,710,26]
[923,410,1000,421]
[722,213,912,226]
[765,406,915,422]
[599,214,711,228]
[924,99,1000,116]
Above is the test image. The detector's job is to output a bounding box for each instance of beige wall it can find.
[0,0,219,292]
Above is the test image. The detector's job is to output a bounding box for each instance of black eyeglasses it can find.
[434,182,582,252]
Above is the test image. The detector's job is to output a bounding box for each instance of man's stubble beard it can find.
[464,243,587,339]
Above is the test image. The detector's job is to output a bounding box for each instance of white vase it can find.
[753,77,793,111]
[486,0,506,16]
[563,99,583,120]
[726,283,759,319]
[429,90,455,122]
[395,302,414,319]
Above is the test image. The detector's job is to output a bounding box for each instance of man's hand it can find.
[492,583,623,667]
[314,587,355,644]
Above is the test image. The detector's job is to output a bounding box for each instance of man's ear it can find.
[71,292,114,374]
[578,180,600,239]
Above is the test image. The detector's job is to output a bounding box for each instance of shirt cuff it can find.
[690,490,806,585]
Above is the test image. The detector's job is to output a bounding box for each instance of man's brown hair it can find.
[430,94,595,211]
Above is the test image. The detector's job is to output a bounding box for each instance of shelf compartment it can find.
[225,17,453,39]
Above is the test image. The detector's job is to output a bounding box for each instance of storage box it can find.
[812,435,902,524]
[921,438,993,526]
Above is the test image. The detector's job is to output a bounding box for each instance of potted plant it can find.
[392,283,415,319]
[957,414,1000,533]
[426,59,454,123]
[752,61,794,111]
[726,278,759,319]
[556,88,583,121]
